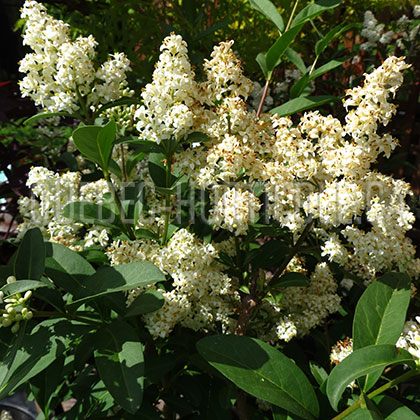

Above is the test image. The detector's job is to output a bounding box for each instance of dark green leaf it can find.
[315,23,355,56]
[124,290,164,317]
[63,201,121,229]
[374,395,420,420]
[70,261,166,306]
[134,228,160,241]
[180,131,211,144]
[97,119,116,171]
[309,56,350,80]
[266,24,304,73]
[94,320,144,414]
[256,52,269,79]
[24,111,69,125]
[126,151,146,179]
[309,362,328,387]
[270,95,337,117]
[45,242,95,296]
[353,272,411,391]
[271,272,310,288]
[290,74,310,98]
[285,48,306,74]
[148,153,176,188]
[1,280,48,296]
[197,335,319,420]
[326,345,416,410]
[72,125,102,166]
[346,396,384,420]
[14,227,45,281]
[249,0,285,32]
[291,0,342,28]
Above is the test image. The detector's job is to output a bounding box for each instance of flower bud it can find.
[23,290,32,300]
[6,276,16,284]
[11,322,20,334]
[25,311,33,320]
[2,318,12,327]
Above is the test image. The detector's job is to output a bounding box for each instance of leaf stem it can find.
[332,369,420,420]
[285,0,299,32]
[256,77,271,118]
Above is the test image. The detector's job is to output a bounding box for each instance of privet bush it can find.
[1,0,420,419]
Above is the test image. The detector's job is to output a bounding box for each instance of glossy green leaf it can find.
[97,119,116,171]
[291,0,342,28]
[375,395,420,420]
[1,280,48,296]
[266,24,304,73]
[45,242,95,296]
[309,56,350,80]
[197,335,319,420]
[24,111,69,125]
[249,0,284,32]
[271,272,310,288]
[124,290,164,317]
[94,320,144,414]
[326,345,416,410]
[315,23,355,56]
[72,125,102,166]
[256,52,269,79]
[270,95,337,117]
[70,261,166,306]
[13,227,45,281]
[148,153,176,188]
[285,47,307,74]
[353,272,411,391]
[63,201,121,229]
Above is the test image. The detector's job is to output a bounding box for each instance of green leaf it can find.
[270,95,337,117]
[70,261,166,307]
[124,290,164,317]
[291,0,342,28]
[24,111,69,125]
[309,362,328,387]
[315,23,355,56]
[14,227,45,281]
[72,125,102,166]
[289,74,310,98]
[285,47,306,74]
[197,335,319,420]
[134,228,160,241]
[353,272,411,391]
[1,280,48,296]
[309,56,350,80]
[45,242,95,296]
[374,395,420,420]
[180,131,211,144]
[94,320,144,414]
[266,24,304,73]
[353,272,411,349]
[126,151,146,179]
[63,201,121,229]
[148,153,176,188]
[117,138,161,153]
[256,52,269,79]
[249,0,285,32]
[97,119,116,171]
[271,272,310,288]
[0,319,90,398]
[326,345,416,411]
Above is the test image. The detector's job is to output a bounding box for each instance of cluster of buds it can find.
[0,276,33,333]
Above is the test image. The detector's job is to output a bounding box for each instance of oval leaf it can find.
[14,227,45,281]
[72,125,102,166]
[270,95,337,117]
[124,290,164,317]
[197,335,319,420]
[271,272,310,289]
[97,119,116,170]
[94,320,144,414]
[70,261,166,306]
[291,0,342,28]
[326,345,416,411]
[315,23,355,56]
[63,201,121,229]
[249,0,284,32]
[1,280,48,296]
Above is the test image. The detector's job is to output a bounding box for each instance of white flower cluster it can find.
[0,276,33,334]
[210,187,261,236]
[360,9,420,52]
[396,317,420,361]
[330,337,353,365]
[106,229,237,338]
[19,1,131,113]
[18,166,110,249]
